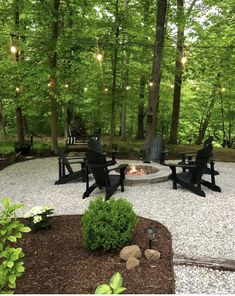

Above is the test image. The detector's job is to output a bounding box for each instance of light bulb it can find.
[181,56,187,65]
[84,87,88,92]
[96,53,103,61]
[221,87,225,92]
[65,84,69,88]
[16,86,20,93]
[10,45,17,54]
[126,86,131,90]
[105,88,108,92]
[149,82,153,87]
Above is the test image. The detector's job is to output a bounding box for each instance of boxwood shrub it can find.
[82,196,138,251]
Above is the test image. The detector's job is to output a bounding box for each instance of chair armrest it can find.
[167,163,196,169]
[181,151,197,157]
[108,164,128,172]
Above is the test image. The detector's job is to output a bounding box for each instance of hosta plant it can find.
[23,205,54,231]
[95,272,126,294]
[0,197,31,293]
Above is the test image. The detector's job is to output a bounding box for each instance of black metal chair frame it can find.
[55,150,87,185]
[83,150,128,200]
[168,144,221,197]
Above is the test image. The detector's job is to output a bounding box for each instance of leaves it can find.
[95,284,112,294]
[95,272,126,294]
[109,272,123,290]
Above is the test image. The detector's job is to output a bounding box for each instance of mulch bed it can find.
[15,215,174,294]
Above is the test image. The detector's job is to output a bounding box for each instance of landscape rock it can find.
[144,249,161,261]
[120,245,142,261]
[126,257,140,270]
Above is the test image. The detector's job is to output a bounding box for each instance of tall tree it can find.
[145,0,168,150]
[48,0,60,151]
[169,0,197,144]
[13,0,25,143]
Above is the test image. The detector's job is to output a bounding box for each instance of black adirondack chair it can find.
[180,136,219,176]
[83,149,128,200]
[143,135,167,164]
[168,144,221,197]
[88,136,117,165]
[55,149,87,185]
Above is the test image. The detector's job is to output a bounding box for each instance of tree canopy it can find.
[0,0,234,148]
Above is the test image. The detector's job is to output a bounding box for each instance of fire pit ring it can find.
[115,161,170,186]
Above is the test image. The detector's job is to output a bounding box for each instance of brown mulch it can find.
[15,215,174,294]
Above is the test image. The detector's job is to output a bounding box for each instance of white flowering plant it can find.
[23,205,54,231]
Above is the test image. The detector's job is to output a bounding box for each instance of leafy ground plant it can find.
[95,272,126,294]
[0,197,31,293]
[23,205,54,231]
[82,196,138,251]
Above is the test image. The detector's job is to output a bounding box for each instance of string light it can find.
[170,84,174,89]
[48,82,51,87]
[181,56,187,65]
[104,88,108,92]
[221,87,225,92]
[64,84,69,88]
[126,86,131,90]
[15,86,20,93]
[84,87,88,92]
[10,45,17,54]
[149,82,154,87]
[96,53,103,62]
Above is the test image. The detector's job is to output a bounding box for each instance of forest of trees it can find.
[0,0,234,150]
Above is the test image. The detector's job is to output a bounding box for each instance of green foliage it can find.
[95,272,126,294]
[82,196,138,251]
[0,198,31,293]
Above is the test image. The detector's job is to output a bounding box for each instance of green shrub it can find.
[0,198,31,293]
[82,196,138,251]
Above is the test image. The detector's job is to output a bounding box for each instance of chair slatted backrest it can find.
[87,137,102,154]
[86,149,110,187]
[191,144,213,182]
[203,136,213,147]
[149,135,165,163]
[56,149,74,175]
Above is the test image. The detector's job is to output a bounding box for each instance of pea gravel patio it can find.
[0,157,235,294]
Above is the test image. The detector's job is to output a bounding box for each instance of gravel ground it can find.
[0,157,234,293]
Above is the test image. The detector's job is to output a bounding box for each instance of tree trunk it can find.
[64,103,72,138]
[145,0,168,150]
[169,0,185,144]
[14,0,25,143]
[16,107,24,142]
[49,0,60,151]
[169,0,197,144]
[120,0,130,140]
[137,75,146,139]
[137,0,150,140]
[196,73,221,144]
[196,89,217,145]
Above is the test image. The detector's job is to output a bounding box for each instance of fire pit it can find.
[126,165,159,176]
[115,162,170,186]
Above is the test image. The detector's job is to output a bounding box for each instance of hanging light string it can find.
[1,31,234,49]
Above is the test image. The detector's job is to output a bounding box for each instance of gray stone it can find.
[120,245,142,261]
[144,249,161,261]
[126,257,140,270]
